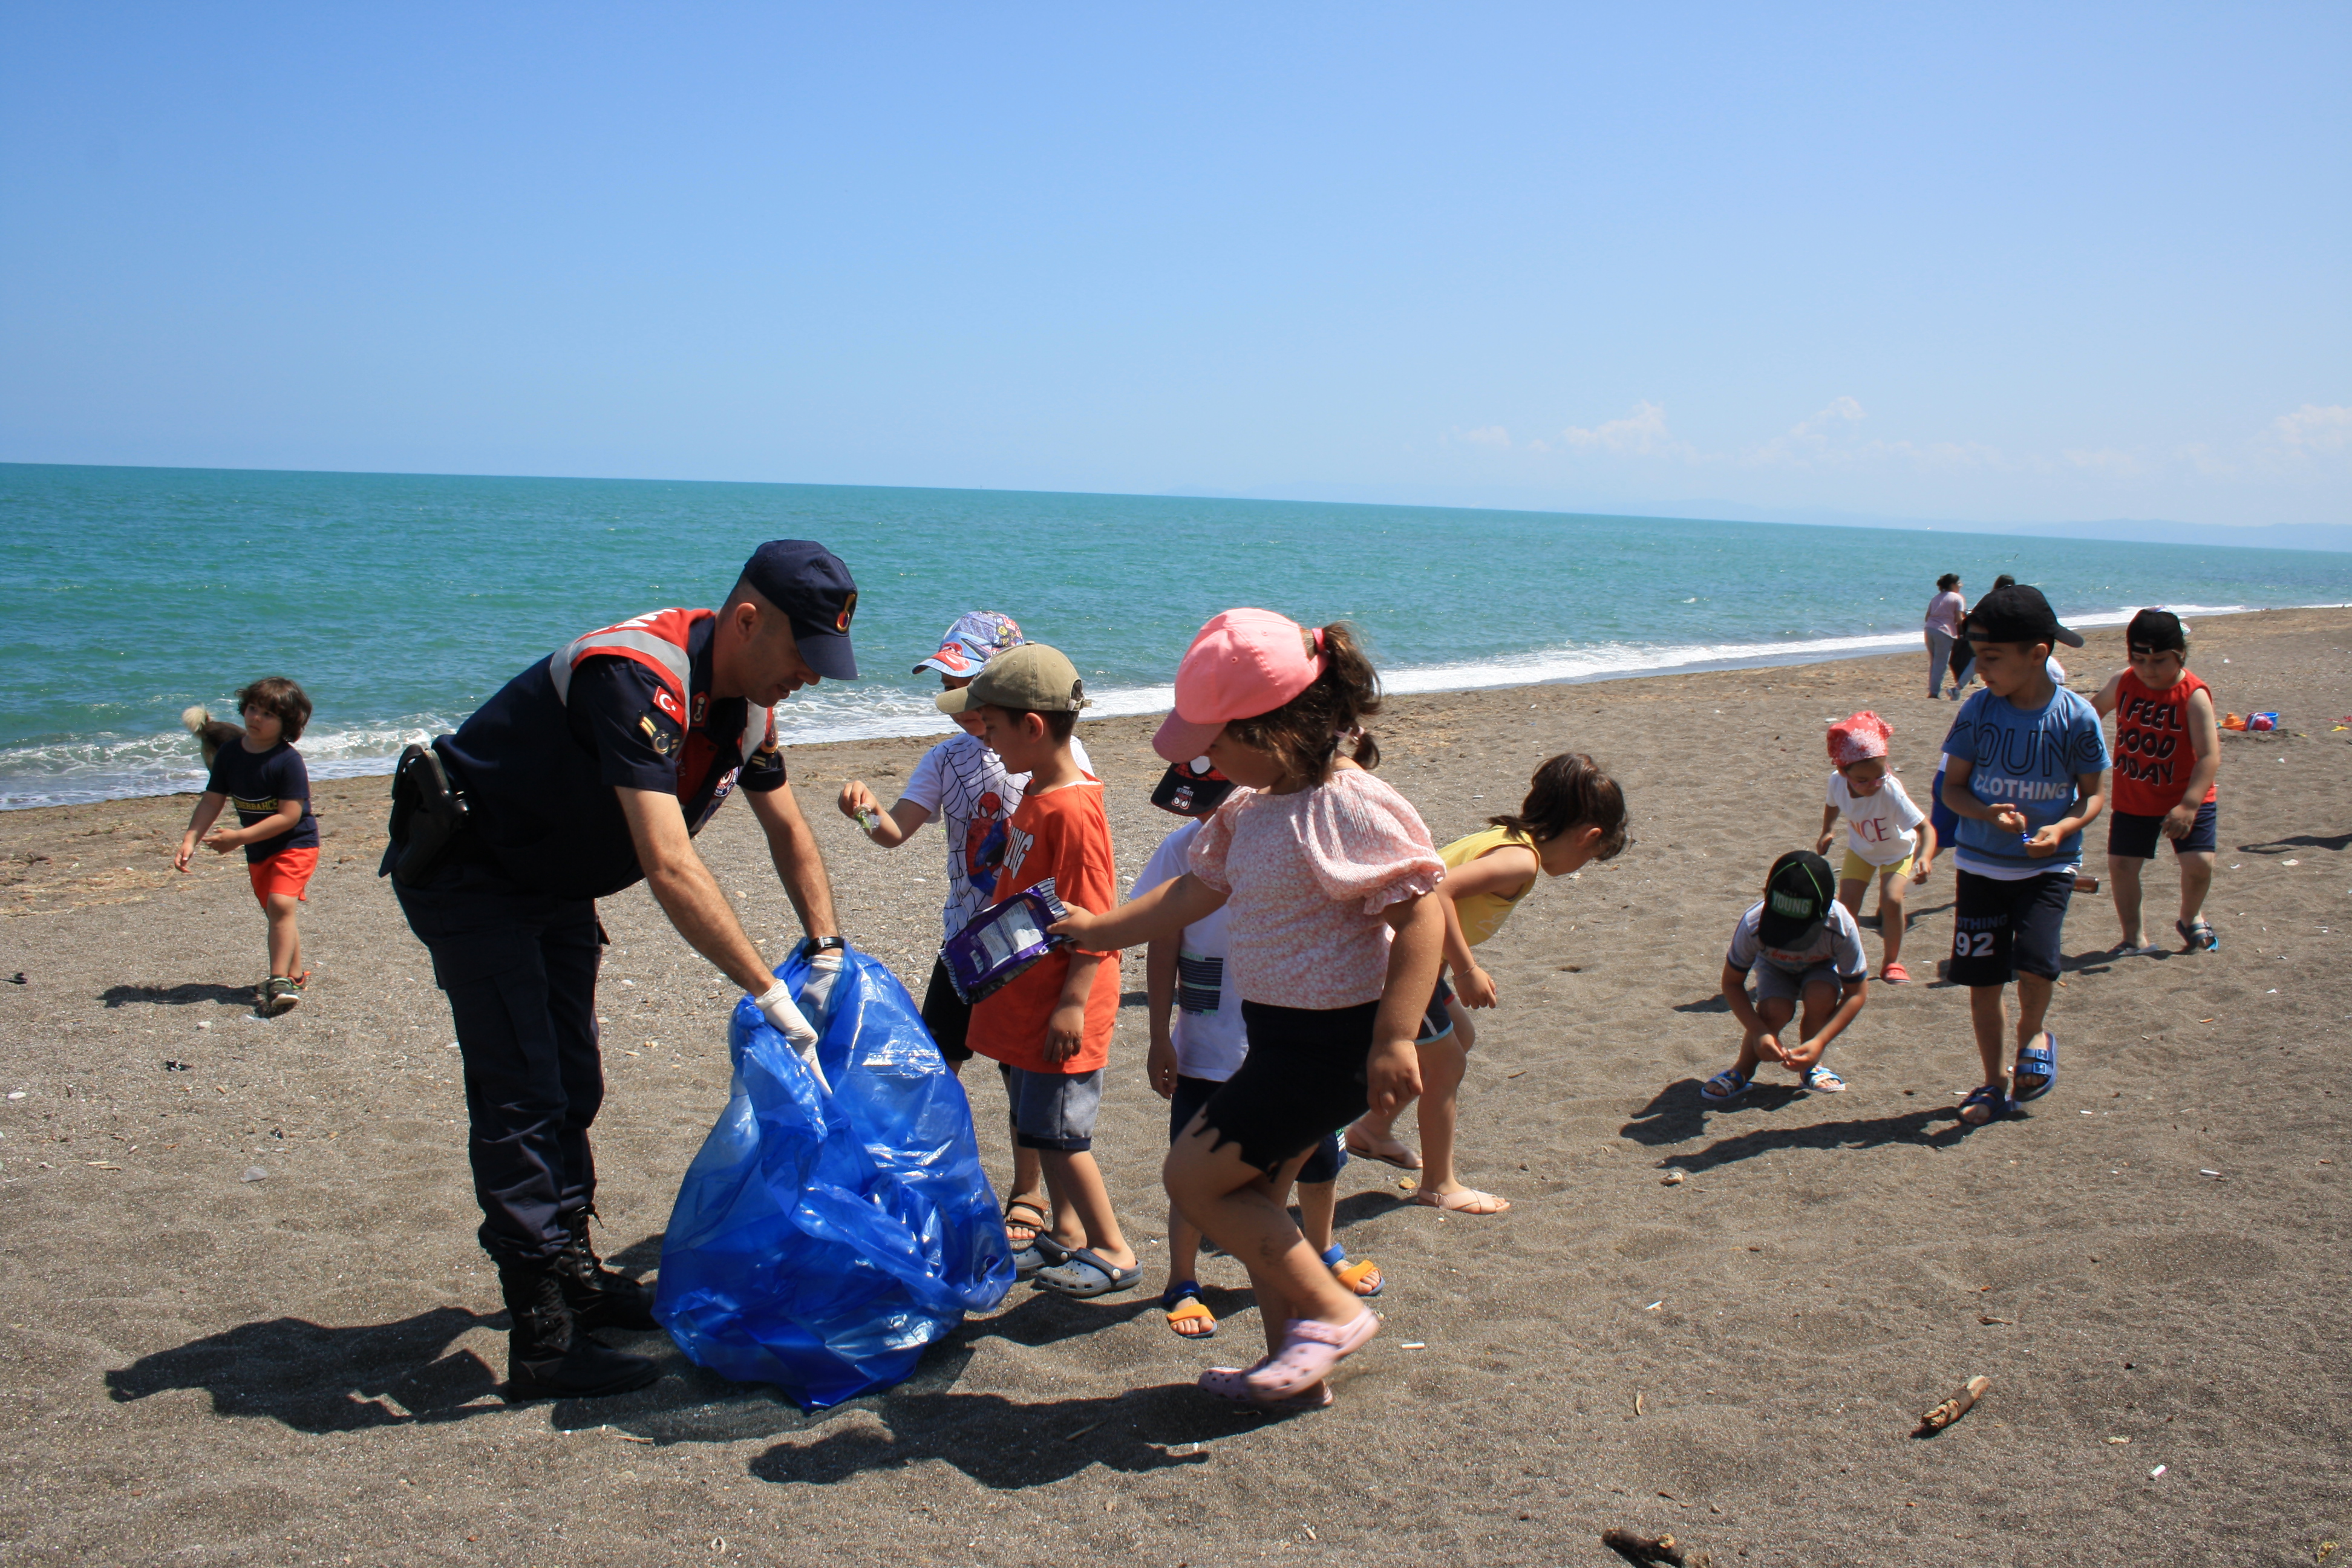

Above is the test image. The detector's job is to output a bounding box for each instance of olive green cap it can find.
[933,642,1091,715]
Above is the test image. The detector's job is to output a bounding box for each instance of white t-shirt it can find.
[1131,819,1248,1082]
[1726,900,1869,979]
[1826,771,1927,867]
[900,731,1094,942]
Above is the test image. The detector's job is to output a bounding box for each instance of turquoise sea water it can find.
[5,462,2348,808]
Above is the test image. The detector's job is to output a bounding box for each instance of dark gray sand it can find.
[2,609,2347,1566]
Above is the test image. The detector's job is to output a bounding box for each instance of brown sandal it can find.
[1002,1196,1050,1248]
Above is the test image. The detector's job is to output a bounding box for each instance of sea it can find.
[5,462,2348,810]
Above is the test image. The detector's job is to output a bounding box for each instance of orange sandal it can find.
[1322,1244,1383,1297]
[1163,1282,1217,1339]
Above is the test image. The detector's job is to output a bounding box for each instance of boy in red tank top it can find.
[2091,609,2220,953]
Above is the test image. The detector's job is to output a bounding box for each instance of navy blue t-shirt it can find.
[435,617,785,900]
[206,740,319,863]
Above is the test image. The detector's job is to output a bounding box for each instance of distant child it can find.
[174,678,318,1016]
[837,612,1093,1253]
[1940,585,2109,1126]
[1056,610,1445,1412]
[2091,609,2220,954]
[1703,850,1869,1101]
[1346,752,1628,1214]
[936,643,1136,1299]
[1132,760,1382,1341]
[1814,711,1936,984]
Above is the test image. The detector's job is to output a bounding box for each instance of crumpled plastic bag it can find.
[653,945,1014,1410]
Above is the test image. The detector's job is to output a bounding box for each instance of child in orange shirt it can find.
[939,644,1137,1299]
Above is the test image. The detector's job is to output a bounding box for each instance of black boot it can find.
[498,1259,661,1402]
[554,1209,659,1332]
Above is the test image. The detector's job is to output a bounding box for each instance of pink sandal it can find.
[1880,961,1912,984]
[1198,1362,1331,1413]
[1244,1309,1379,1401]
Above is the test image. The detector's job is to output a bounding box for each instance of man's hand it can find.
[1145,1031,1178,1099]
[1365,1033,1423,1117]
[2163,802,2197,840]
[1455,963,1499,1010]
[799,950,845,1020]
[1045,1000,1087,1063]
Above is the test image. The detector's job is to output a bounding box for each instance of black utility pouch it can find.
[387,743,471,887]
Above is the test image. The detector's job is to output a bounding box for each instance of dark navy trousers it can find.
[393,861,606,1266]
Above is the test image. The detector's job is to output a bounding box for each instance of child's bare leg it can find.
[2176,851,2215,930]
[2011,972,2054,1095]
[1742,998,1794,1074]
[2108,855,2147,947]
[1293,1178,1336,1257]
[265,893,302,978]
[1166,1200,1204,1288]
[1837,877,1867,918]
[1877,874,1909,968]
[1038,1149,1135,1270]
[1166,1135,1357,1336]
[1407,1031,1470,1198]
[1963,985,2009,1122]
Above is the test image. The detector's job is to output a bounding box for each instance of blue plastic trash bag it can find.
[654,945,1014,1410]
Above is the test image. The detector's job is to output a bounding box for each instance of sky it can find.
[1,3,2346,529]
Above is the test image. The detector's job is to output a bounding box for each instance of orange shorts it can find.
[250,846,319,906]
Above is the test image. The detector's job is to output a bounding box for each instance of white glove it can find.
[753,980,831,1094]
[799,950,845,1021]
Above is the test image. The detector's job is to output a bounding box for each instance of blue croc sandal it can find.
[1034,1247,1143,1299]
[1013,1232,1070,1280]
[2013,1034,2057,1102]
[1958,1083,2016,1126]
[1700,1067,1754,1103]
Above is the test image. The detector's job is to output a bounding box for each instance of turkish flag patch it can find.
[654,687,684,722]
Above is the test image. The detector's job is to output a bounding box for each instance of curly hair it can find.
[235,677,313,743]
[1488,752,1627,859]
[1218,621,1382,785]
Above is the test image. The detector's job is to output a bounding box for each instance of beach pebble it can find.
[1661,1171,1685,1186]
[5,1091,23,1101]
[240,1166,267,1182]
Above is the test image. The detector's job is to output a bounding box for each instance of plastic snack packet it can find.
[942,878,1071,1004]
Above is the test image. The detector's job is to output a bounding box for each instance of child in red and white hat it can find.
[1814,710,1936,983]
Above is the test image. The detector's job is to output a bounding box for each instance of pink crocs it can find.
[1243,1309,1379,1401]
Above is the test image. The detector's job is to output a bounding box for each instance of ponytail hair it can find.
[1489,752,1627,860]
[1220,621,1383,785]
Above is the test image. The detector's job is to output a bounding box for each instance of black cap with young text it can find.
[1964,583,2084,649]
[1757,849,1837,947]
[741,540,859,680]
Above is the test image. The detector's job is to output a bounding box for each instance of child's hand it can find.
[1783,1035,1826,1070]
[1145,1033,1177,1100]
[2023,825,2063,857]
[1456,964,1498,1010]
[201,829,241,855]
[1751,1031,1790,1068]
[1911,857,1933,884]
[2163,802,2197,840]
[1993,805,2029,835]
[837,780,885,831]
[173,837,196,873]
[1046,907,1100,943]
[1815,831,1835,855]
[1365,1034,1422,1118]
[1045,1001,1086,1063]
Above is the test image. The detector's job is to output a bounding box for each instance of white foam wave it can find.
[0,601,2282,808]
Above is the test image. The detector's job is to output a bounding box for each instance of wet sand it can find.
[2,607,2347,1566]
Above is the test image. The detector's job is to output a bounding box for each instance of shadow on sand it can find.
[100,981,256,1009]
[1620,1077,2016,1169]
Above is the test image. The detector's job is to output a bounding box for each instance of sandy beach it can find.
[2,607,2347,1567]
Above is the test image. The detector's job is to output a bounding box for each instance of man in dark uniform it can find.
[387,540,858,1400]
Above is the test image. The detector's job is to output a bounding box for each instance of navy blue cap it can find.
[740,540,859,679]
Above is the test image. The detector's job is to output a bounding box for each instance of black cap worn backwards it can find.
[1963,583,2084,650]
[2127,607,2189,654]
[1150,757,1238,819]
[740,540,860,680]
[1757,849,1837,948]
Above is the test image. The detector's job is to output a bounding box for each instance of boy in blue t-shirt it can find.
[1939,587,2109,1126]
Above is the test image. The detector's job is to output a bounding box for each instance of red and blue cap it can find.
[741,540,859,680]
[915,611,1025,678]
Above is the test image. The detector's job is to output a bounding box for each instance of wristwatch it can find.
[800,935,848,957]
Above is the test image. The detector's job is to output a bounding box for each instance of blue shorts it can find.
[998,1063,1102,1152]
[2108,801,2218,858]
[1169,1073,1344,1183]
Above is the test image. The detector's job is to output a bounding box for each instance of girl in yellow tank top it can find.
[1347,754,1629,1215]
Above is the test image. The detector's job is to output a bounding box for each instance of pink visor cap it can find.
[1152,608,1327,763]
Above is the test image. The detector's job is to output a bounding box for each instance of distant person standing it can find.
[1949,573,2016,698]
[384,541,858,1402]
[1924,575,1965,699]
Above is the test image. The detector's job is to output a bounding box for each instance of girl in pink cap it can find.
[1052,608,1446,1412]
[1815,710,1936,983]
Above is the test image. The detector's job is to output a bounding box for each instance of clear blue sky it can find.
[2,4,2344,528]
